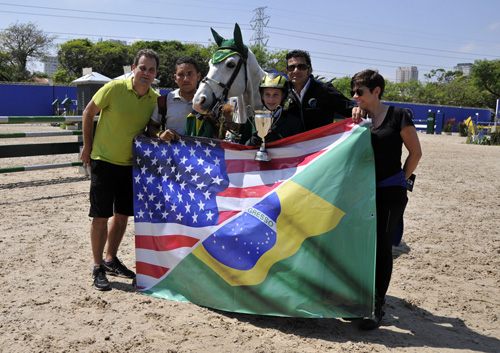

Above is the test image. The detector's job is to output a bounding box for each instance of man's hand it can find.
[158,129,181,142]
[80,145,92,168]
[351,107,366,123]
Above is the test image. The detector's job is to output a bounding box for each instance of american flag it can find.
[133,121,359,290]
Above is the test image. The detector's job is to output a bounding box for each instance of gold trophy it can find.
[252,110,274,162]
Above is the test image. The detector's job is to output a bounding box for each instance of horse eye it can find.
[226,61,236,69]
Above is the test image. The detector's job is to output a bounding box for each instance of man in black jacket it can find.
[285,50,356,131]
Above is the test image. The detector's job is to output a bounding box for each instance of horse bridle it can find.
[200,53,248,136]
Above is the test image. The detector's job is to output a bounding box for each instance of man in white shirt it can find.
[146,56,201,141]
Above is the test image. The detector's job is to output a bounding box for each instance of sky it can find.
[1,0,500,82]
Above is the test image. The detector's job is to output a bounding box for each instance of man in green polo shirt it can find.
[81,49,160,291]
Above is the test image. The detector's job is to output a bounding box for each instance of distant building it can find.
[395,66,419,83]
[453,63,473,75]
[43,56,59,76]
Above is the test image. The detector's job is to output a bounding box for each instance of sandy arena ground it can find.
[0,124,499,352]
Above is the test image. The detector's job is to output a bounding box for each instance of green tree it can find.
[418,68,494,109]
[56,39,94,81]
[328,76,351,98]
[0,51,14,80]
[91,40,132,79]
[249,44,287,73]
[131,40,211,88]
[0,22,56,81]
[471,59,500,98]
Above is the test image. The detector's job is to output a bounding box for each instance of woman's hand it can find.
[351,107,366,123]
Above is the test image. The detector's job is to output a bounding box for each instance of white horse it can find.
[192,24,266,124]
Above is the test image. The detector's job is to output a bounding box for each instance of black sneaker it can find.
[93,265,111,291]
[103,257,136,279]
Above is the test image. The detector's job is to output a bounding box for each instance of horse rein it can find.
[200,54,248,138]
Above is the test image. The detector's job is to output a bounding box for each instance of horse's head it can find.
[193,24,251,115]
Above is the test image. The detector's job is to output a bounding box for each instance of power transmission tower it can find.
[250,6,270,46]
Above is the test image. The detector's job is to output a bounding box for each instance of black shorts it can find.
[89,159,134,218]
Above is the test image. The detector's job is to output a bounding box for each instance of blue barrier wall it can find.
[0,84,171,116]
[0,84,78,116]
[386,102,492,132]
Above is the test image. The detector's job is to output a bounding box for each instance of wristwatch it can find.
[156,130,163,138]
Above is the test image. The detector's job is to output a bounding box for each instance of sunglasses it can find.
[350,88,367,97]
[287,64,310,71]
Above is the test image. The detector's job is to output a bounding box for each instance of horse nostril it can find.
[199,96,206,105]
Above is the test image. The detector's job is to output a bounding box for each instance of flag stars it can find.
[204,165,213,175]
[212,175,223,185]
[191,174,200,182]
[134,136,227,227]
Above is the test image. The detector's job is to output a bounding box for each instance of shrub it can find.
[458,122,468,136]
[443,118,455,132]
